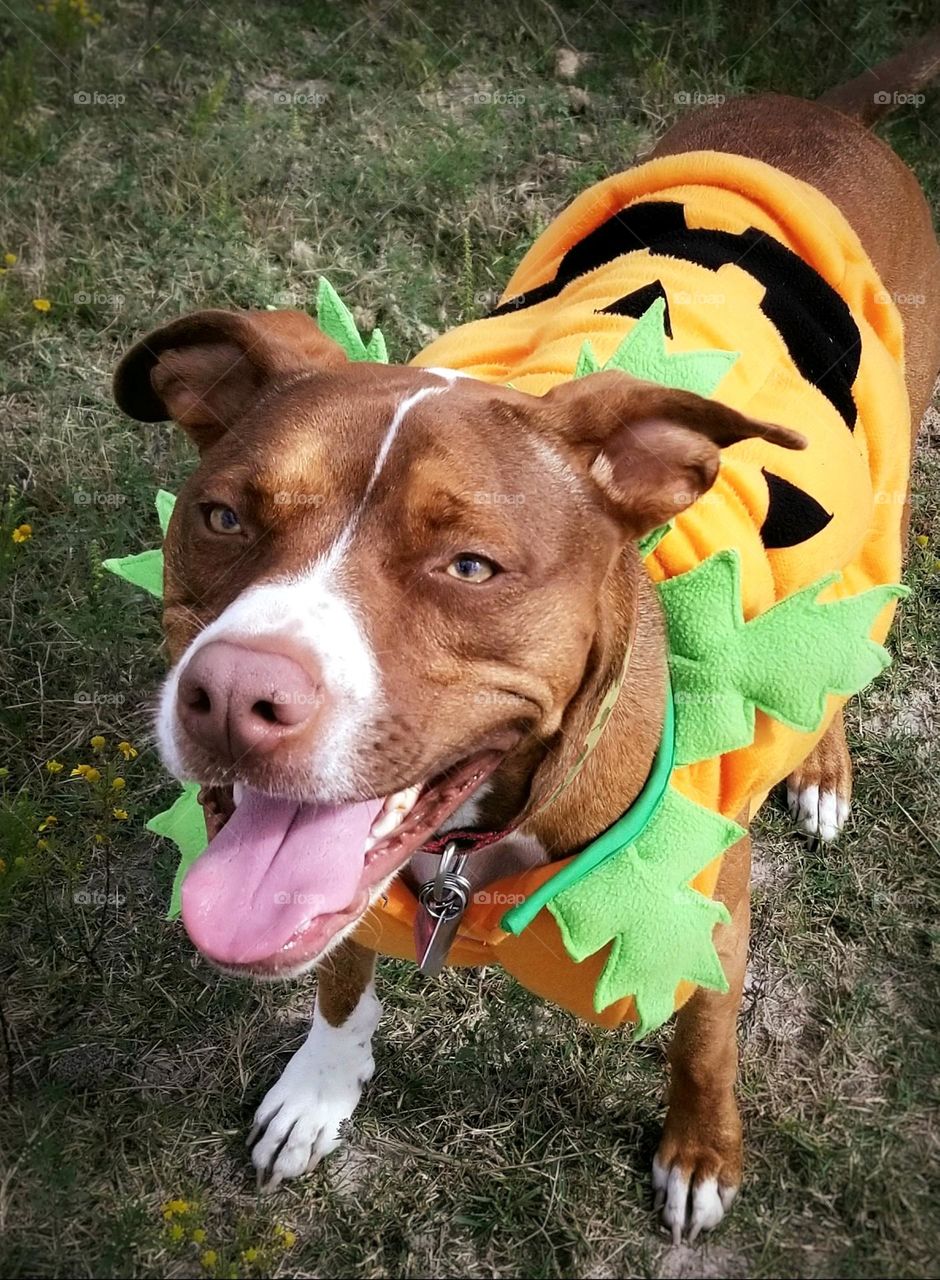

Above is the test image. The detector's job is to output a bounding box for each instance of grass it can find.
[0,0,938,1276]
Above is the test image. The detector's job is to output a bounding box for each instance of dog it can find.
[113,34,940,1242]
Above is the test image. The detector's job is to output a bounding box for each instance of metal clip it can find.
[414,841,472,976]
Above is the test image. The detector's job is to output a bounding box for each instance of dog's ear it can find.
[113,309,348,450]
[541,371,806,538]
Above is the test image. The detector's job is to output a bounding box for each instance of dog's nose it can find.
[177,640,321,761]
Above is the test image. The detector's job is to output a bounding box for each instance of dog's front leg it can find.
[653,832,750,1243]
[249,938,380,1190]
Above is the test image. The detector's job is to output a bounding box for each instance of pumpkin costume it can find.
[108,151,910,1035]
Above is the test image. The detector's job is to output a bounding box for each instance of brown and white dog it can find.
[114,40,940,1242]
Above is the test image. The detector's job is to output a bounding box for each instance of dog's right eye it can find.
[204,504,242,535]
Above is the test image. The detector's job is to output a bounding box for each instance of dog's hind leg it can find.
[786,707,853,845]
[654,830,749,1243]
[248,939,380,1191]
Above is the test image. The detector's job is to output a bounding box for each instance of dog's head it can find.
[115,307,802,975]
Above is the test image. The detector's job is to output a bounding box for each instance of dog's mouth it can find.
[179,750,506,976]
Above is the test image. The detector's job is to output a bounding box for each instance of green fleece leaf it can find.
[548,785,740,1037]
[316,277,388,363]
[147,783,209,919]
[574,340,601,378]
[102,548,164,598]
[660,549,909,765]
[103,489,174,598]
[363,328,389,363]
[638,522,672,557]
[155,488,176,537]
[574,298,737,398]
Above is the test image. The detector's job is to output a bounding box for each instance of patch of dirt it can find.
[743,956,813,1054]
[657,1242,752,1278]
[749,830,795,892]
[328,1144,376,1198]
[555,48,591,80]
[861,685,940,741]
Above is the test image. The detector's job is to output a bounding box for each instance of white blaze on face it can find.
[157,374,455,794]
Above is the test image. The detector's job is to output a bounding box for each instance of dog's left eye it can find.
[205,504,242,535]
[445,554,496,583]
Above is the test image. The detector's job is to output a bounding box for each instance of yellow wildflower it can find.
[45,759,64,773]
[167,1224,184,1243]
[93,832,107,845]
[274,1225,297,1248]
[11,524,32,543]
[3,253,16,265]
[32,298,51,313]
[200,1251,218,1270]
[38,814,58,831]
[112,807,128,820]
[36,838,49,851]
[71,764,101,783]
[241,1247,259,1264]
[117,741,138,760]
[90,734,106,751]
[191,1228,207,1244]
[111,776,126,790]
[161,1198,189,1219]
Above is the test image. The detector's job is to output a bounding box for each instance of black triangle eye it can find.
[760,469,833,549]
[598,280,673,338]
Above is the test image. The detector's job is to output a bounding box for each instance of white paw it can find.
[249,987,380,1191]
[786,782,850,844]
[652,1155,737,1244]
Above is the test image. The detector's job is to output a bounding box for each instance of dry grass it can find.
[0,1,938,1276]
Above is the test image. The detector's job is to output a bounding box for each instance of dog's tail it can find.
[820,26,940,124]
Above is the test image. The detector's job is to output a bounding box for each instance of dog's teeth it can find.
[383,785,421,816]
[369,785,421,842]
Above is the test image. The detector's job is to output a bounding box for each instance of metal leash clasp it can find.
[414,841,472,976]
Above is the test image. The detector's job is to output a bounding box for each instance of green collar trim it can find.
[500,677,676,936]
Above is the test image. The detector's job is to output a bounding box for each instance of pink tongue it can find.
[181,788,383,966]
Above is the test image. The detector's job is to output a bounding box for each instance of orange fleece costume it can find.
[354,151,910,1028]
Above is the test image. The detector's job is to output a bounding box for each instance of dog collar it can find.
[501,680,676,935]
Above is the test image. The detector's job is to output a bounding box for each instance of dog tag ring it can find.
[415,843,471,976]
